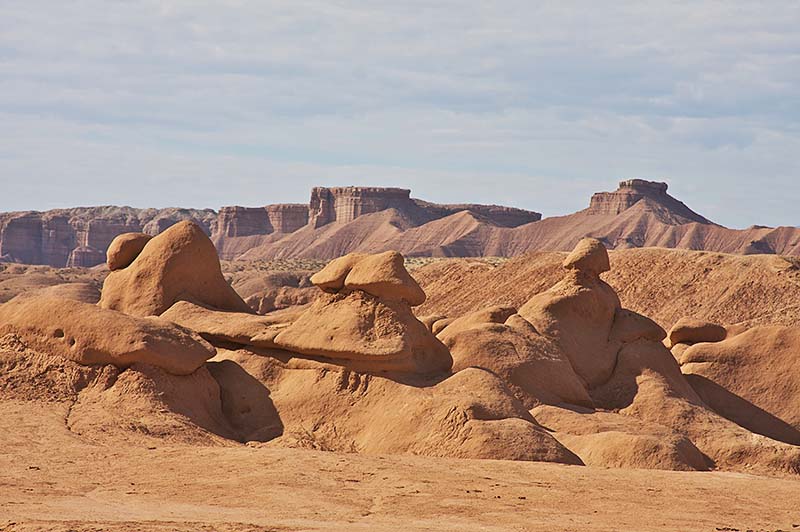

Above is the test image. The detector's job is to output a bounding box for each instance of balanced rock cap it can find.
[562,237,610,275]
[311,250,426,306]
[107,232,152,271]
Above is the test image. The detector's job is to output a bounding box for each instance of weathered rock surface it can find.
[438,309,592,408]
[214,349,581,464]
[0,295,215,375]
[99,221,252,317]
[216,204,308,237]
[0,207,217,267]
[587,179,711,223]
[532,405,710,471]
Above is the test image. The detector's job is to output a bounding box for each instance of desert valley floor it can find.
[2,222,800,531]
[2,398,800,532]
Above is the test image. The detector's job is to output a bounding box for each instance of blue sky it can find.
[0,1,798,228]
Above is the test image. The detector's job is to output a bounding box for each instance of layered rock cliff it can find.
[0,187,542,266]
[588,179,712,224]
[4,181,798,265]
[216,204,309,237]
[0,207,217,267]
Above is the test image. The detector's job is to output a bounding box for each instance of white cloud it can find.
[0,0,798,227]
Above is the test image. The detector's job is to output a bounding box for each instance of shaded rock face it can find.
[0,213,43,264]
[587,179,711,223]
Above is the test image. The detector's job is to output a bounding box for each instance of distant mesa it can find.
[1,180,799,267]
[587,179,711,224]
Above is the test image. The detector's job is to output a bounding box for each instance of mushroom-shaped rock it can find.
[98,221,252,317]
[273,290,452,374]
[106,232,152,270]
[310,251,426,306]
[518,239,621,387]
[438,308,591,409]
[0,295,215,375]
[667,317,727,348]
[563,237,610,276]
[310,253,366,293]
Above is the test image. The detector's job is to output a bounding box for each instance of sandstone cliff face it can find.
[309,187,415,228]
[216,204,308,237]
[0,207,217,268]
[307,187,542,229]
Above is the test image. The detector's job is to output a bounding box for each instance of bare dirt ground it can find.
[1,399,798,532]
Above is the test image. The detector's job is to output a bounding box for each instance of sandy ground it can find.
[0,400,798,532]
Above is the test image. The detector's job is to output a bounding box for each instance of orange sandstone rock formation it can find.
[99,221,252,317]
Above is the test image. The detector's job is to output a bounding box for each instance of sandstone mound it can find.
[680,326,800,445]
[213,348,581,464]
[68,363,240,445]
[437,307,591,408]
[533,405,709,471]
[667,317,727,348]
[0,295,215,375]
[0,336,270,446]
[591,337,800,476]
[311,250,426,305]
[99,220,252,317]
[106,232,152,270]
[273,290,452,374]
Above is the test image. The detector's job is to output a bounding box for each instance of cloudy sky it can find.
[1,1,798,228]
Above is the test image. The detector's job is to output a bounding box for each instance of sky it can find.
[0,1,798,229]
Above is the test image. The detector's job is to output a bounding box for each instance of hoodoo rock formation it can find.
[99,221,253,317]
[273,251,450,373]
[2,226,800,477]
